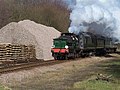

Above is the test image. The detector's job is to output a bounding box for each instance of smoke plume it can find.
[68,0,120,40]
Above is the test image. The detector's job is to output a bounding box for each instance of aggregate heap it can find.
[0,20,61,60]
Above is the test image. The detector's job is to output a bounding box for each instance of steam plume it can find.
[68,0,120,40]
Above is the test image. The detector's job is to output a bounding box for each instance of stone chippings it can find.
[0,20,61,60]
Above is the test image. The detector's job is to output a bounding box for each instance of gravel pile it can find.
[0,20,60,60]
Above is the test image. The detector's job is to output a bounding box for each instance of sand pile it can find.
[0,20,60,60]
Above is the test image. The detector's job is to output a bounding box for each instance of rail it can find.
[0,60,67,74]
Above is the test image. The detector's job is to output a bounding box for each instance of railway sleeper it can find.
[0,60,16,67]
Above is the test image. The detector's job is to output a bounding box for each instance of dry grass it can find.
[0,56,115,90]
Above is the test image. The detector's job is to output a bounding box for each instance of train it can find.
[51,32,117,60]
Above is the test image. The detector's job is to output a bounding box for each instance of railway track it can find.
[0,52,117,74]
[0,60,68,74]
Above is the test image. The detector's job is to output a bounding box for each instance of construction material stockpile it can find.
[0,44,36,62]
[0,20,60,60]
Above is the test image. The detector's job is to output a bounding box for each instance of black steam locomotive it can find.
[51,32,117,60]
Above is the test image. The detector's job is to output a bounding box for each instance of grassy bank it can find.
[73,80,120,90]
[72,56,120,90]
[0,85,11,90]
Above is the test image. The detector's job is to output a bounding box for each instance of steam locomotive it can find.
[51,32,117,60]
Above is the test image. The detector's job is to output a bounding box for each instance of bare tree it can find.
[0,0,70,32]
[0,0,12,28]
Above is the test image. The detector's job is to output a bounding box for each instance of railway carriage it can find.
[78,32,96,57]
[95,35,106,55]
[105,37,117,53]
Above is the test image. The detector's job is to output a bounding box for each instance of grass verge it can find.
[72,57,120,90]
[73,80,120,90]
[0,85,11,90]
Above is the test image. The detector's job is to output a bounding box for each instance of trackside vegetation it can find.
[0,0,70,32]
[72,57,120,90]
[0,85,11,90]
[73,80,120,90]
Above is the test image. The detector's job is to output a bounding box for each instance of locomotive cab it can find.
[51,33,79,60]
[52,38,69,54]
[53,39,68,49]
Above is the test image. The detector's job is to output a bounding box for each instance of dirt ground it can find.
[0,54,119,90]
